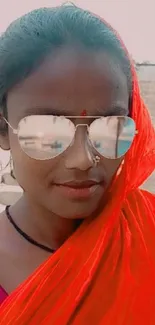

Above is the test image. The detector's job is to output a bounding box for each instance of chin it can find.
[47,201,102,220]
[61,212,92,220]
[39,188,105,220]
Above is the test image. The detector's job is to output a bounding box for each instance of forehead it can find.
[7,46,129,120]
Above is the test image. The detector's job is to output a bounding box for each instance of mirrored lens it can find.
[17,115,75,160]
[89,116,136,159]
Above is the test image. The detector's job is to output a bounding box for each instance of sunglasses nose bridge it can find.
[75,123,89,131]
[73,124,95,157]
[74,123,89,141]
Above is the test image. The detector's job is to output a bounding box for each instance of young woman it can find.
[0,5,155,324]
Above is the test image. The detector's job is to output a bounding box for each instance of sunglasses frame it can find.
[2,115,138,160]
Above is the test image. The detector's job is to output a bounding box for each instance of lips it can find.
[60,180,101,188]
[53,180,105,200]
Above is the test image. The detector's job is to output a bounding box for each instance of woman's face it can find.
[3,47,129,218]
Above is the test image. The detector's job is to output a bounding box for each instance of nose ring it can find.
[93,155,100,166]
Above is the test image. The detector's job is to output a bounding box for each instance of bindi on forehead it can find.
[80,109,87,116]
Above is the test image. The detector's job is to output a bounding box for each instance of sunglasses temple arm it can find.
[2,117,17,134]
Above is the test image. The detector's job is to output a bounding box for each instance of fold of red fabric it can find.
[0,17,155,325]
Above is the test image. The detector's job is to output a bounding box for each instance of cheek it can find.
[102,157,123,179]
[9,136,56,189]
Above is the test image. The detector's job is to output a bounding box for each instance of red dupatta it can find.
[0,15,155,325]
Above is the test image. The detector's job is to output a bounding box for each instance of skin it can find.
[0,46,129,293]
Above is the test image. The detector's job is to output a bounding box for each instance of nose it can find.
[65,126,94,171]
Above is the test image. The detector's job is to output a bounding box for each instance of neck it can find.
[10,194,81,250]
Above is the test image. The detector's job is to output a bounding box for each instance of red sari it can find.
[0,18,155,325]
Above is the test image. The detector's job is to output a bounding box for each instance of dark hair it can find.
[0,4,131,118]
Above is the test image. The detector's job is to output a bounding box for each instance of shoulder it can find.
[0,209,20,272]
[0,209,24,294]
[0,210,8,245]
[0,210,12,292]
[0,209,13,262]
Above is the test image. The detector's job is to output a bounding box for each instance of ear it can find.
[0,115,10,150]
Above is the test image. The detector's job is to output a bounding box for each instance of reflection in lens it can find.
[89,116,136,159]
[17,115,75,160]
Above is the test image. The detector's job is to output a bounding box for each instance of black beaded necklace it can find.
[5,205,55,253]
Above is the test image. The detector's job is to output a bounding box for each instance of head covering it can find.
[0,11,155,325]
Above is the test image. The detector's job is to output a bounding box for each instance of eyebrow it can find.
[24,107,67,116]
[96,105,128,117]
[24,105,128,117]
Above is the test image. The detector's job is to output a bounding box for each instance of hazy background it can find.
[0,0,154,62]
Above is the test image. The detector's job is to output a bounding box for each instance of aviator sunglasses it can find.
[2,115,138,160]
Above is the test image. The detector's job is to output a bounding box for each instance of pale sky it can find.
[0,0,155,62]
